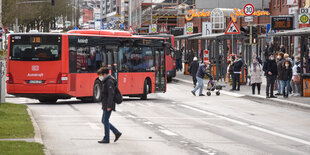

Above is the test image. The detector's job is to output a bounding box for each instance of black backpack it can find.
[114,84,123,104]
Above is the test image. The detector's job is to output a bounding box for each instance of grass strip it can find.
[0,103,34,138]
[0,141,44,155]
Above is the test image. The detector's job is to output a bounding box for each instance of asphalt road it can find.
[6,81,310,155]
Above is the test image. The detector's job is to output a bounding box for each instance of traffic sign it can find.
[149,24,157,33]
[186,22,193,34]
[225,21,240,35]
[159,25,168,33]
[300,14,309,24]
[244,16,253,22]
[128,26,135,34]
[202,22,212,36]
[300,8,310,14]
[243,3,255,16]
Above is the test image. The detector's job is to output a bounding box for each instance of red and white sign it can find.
[128,26,135,34]
[243,3,255,16]
[204,50,209,61]
[159,25,168,33]
[299,23,310,28]
[225,21,240,35]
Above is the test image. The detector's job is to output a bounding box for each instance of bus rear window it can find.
[10,45,60,61]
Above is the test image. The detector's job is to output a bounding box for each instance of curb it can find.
[27,108,51,155]
[173,77,310,109]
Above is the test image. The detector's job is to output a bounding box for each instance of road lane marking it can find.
[196,147,217,155]
[159,129,178,136]
[88,122,101,130]
[181,104,310,146]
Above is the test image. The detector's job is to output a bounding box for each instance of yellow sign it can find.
[185,9,270,22]
[185,9,211,21]
[230,8,270,22]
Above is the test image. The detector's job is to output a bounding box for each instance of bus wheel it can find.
[39,99,57,103]
[93,80,102,102]
[141,80,149,100]
[167,77,172,83]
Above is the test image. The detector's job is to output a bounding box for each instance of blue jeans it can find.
[101,109,120,142]
[281,80,290,96]
[277,80,283,94]
[192,77,204,95]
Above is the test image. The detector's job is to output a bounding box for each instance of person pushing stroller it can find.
[191,61,213,96]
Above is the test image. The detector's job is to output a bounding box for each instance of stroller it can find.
[206,79,224,96]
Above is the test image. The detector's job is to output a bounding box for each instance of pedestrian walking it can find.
[250,58,263,95]
[263,53,278,98]
[281,60,292,98]
[292,56,301,96]
[188,57,199,87]
[231,56,243,91]
[97,67,122,144]
[275,52,285,96]
[191,61,213,96]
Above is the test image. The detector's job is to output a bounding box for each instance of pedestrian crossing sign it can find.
[225,21,240,35]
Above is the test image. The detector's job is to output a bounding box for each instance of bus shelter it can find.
[175,33,202,74]
[190,33,247,83]
[272,28,310,97]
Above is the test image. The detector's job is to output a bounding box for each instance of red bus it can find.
[141,34,176,82]
[6,30,167,103]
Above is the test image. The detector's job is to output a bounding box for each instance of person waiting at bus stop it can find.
[263,53,278,98]
[230,56,243,91]
[191,61,213,96]
[97,67,122,144]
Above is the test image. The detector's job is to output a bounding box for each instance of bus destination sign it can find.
[271,17,294,30]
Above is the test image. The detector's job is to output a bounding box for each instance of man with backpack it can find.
[97,67,122,144]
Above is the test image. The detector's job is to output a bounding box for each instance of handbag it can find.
[293,75,301,83]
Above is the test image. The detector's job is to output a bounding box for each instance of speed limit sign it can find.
[243,4,255,16]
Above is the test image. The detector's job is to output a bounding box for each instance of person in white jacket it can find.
[250,58,263,95]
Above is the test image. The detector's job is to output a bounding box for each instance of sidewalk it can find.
[174,71,310,109]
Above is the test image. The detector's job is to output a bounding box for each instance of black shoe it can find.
[269,96,277,98]
[191,91,196,96]
[98,139,110,144]
[114,132,122,142]
[266,96,270,98]
[230,89,236,91]
[199,94,205,96]
[275,93,281,95]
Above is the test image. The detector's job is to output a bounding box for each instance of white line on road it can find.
[159,129,178,136]
[87,122,101,130]
[195,147,217,155]
[181,104,310,146]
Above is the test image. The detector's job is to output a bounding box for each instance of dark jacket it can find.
[196,63,212,79]
[233,59,243,73]
[277,58,285,80]
[188,60,199,76]
[263,59,278,76]
[281,67,292,81]
[101,75,116,111]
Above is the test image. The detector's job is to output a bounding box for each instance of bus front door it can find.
[154,48,166,92]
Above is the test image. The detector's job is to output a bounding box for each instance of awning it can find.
[174,33,202,40]
[272,28,310,36]
[189,33,245,40]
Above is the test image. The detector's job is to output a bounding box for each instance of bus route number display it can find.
[31,37,41,43]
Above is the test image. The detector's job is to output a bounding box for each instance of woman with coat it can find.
[250,58,263,95]
[281,60,292,98]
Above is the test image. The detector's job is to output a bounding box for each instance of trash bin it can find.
[302,73,310,97]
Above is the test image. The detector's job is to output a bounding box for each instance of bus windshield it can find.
[9,35,61,61]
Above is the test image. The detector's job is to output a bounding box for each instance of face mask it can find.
[277,56,280,59]
[99,76,104,81]
[285,64,289,67]
[270,57,274,60]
